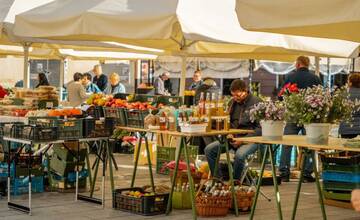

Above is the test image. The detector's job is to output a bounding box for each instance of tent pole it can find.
[248,59,254,93]
[179,55,187,96]
[59,57,66,101]
[327,57,331,89]
[315,57,320,76]
[23,43,31,88]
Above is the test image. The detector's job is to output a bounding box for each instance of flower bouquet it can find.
[249,100,286,140]
[278,83,299,97]
[283,85,358,144]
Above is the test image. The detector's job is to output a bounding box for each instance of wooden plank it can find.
[234,135,360,152]
[324,199,353,209]
[116,126,253,137]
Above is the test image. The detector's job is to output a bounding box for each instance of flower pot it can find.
[260,120,284,140]
[304,123,330,145]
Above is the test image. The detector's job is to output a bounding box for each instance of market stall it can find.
[1,0,359,218]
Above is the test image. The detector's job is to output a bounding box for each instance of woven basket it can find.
[233,190,255,211]
[194,179,231,217]
[195,194,232,217]
[169,170,202,185]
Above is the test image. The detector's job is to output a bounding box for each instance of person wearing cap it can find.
[154,72,170,96]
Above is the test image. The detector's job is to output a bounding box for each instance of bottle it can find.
[177,110,184,131]
[205,93,211,116]
[211,92,217,116]
[198,92,205,116]
[159,112,167,130]
[217,91,224,116]
[168,112,176,131]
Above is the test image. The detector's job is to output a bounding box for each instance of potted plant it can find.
[249,100,286,140]
[283,85,357,144]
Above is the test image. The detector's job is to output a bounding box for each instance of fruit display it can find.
[184,90,196,96]
[86,93,108,106]
[25,108,82,118]
[113,187,169,215]
[0,105,31,117]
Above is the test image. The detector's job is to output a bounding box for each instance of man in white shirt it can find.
[67,72,90,107]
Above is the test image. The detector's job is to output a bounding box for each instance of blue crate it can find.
[322,171,360,183]
[51,169,89,183]
[0,162,43,178]
[11,176,44,196]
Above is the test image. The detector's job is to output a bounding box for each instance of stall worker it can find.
[279,56,321,183]
[194,78,220,104]
[189,70,203,90]
[67,72,90,107]
[204,79,261,180]
[154,72,171,96]
[339,72,360,139]
[92,64,108,92]
[35,72,50,88]
[82,72,102,94]
[104,72,126,95]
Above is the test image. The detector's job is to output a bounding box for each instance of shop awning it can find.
[235,0,360,42]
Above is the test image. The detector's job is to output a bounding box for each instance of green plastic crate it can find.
[156,159,171,175]
[103,107,127,126]
[156,146,198,161]
[28,117,83,140]
[323,190,351,201]
[49,172,86,190]
[323,181,358,192]
[52,145,87,162]
[157,96,183,108]
[14,166,44,178]
[322,163,360,173]
[49,154,85,176]
[134,94,158,104]
[38,99,59,109]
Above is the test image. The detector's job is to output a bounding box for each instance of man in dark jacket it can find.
[205,79,261,180]
[92,64,108,92]
[279,56,321,183]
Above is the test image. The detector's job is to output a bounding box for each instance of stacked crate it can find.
[321,154,360,204]
[156,146,199,175]
[0,157,44,195]
[48,143,88,191]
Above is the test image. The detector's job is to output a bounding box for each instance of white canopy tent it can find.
[13,0,360,95]
[0,0,164,89]
[235,0,360,42]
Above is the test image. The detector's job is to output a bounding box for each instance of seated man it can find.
[205,79,261,180]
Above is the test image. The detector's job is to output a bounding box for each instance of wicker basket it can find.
[169,170,202,185]
[233,190,255,211]
[194,179,232,217]
[195,193,232,217]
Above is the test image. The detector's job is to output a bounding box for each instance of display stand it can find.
[234,135,360,220]
[117,127,253,220]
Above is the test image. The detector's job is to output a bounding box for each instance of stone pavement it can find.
[0,154,359,220]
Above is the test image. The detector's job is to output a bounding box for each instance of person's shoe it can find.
[280,175,290,182]
[302,175,316,183]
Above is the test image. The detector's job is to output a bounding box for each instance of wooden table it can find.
[234,135,360,220]
[117,126,253,220]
